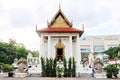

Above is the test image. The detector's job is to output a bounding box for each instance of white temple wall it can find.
[40,33,81,61]
[72,42,76,58]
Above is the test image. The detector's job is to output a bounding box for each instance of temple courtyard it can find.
[0,73,120,80]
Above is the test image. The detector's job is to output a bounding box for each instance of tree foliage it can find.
[32,51,39,57]
[0,39,30,64]
[104,46,120,59]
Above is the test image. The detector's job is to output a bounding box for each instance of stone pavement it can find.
[0,73,120,80]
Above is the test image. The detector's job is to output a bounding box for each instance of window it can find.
[93,45,105,52]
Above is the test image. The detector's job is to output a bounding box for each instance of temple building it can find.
[36,7,84,74]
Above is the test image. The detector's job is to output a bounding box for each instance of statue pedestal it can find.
[13,73,28,77]
[94,72,106,78]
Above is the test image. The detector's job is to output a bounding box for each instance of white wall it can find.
[40,33,81,61]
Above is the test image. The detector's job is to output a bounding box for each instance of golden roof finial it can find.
[82,24,84,31]
[59,3,61,10]
[36,25,37,31]
[47,20,49,26]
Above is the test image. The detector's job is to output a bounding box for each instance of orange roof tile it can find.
[36,27,84,36]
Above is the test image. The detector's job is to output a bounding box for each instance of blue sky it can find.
[0,0,120,51]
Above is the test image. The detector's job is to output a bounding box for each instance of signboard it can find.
[93,45,105,52]
[81,47,90,52]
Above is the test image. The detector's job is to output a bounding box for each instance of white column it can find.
[69,36,73,58]
[39,35,44,73]
[76,35,81,62]
[76,35,81,74]
[39,35,43,58]
[90,45,94,53]
[47,36,51,58]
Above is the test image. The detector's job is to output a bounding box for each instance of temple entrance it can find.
[55,39,65,61]
[56,48,63,61]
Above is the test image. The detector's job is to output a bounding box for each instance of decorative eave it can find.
[36,6,84,37]
[36,27,84,37]
[47,8,72,27]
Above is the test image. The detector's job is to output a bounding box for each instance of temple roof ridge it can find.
[48,7,72,27]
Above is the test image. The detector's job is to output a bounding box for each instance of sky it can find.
[0,0,120,51]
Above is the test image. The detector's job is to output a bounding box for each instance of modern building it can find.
[80,35,120,58]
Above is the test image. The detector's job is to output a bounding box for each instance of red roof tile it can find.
[37,27,82,33]
[36,27,84,36]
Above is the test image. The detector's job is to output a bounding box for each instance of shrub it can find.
[63,58,67,77]
[104,64,119,78]
[2,64,14,72]
[41,57,46,77]
[72,57,76,77]
[56,66,64,76]
[68,57,72,77]
[52,58,57,77]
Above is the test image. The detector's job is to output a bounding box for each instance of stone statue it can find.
[17,57,27,73]
[93,58,104,73]
[13,57,28,77]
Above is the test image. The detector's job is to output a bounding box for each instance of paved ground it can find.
[0,73,120,80]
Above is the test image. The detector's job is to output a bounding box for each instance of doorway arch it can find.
[55,39,65,61]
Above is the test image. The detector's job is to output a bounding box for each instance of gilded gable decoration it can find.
[48,8,73,27]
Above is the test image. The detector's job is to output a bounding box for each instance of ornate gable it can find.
[48,9,72,27]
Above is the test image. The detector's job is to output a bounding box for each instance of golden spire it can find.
[47,20,49,26]
[59,3,61,10]
[36,25,37,31]
[82,24,84,31]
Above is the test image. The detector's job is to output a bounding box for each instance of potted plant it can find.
[56,66,64,78]
[104,64,119,78]
[2,64,14,77]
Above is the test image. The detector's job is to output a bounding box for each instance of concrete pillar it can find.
[69,36,73,58]
[76,35,81,74]
[39,35,43,58]
[47,36,51,58]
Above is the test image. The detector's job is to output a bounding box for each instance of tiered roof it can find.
[36,7,84,36]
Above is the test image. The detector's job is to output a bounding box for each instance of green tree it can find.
[32,51,39,57]
[0,39,29,64]
[0,39,16,64]
[104,46,120,59]
[16,45,28,59]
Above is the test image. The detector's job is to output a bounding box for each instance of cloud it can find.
[0,5,4,16]
[0,0,120,51]
[9,8,34,27]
